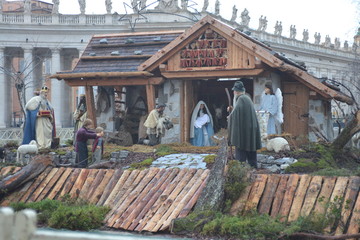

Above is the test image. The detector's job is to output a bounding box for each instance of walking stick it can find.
[225,88,234,160]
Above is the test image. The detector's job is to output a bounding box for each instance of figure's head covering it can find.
[157,103,166,108]
[41,85,49,92]
[265,82,273,89]
[232,81,245,92]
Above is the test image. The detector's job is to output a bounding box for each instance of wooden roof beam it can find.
[51,71,153,80]
[63,77,164,87]
[81,55,152,60]
[160,68,264,79]
[91,41,172,48]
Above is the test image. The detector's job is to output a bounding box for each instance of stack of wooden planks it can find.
[230,174,360,235]
[0,166,209,232]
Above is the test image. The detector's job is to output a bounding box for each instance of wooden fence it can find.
[0,166,209,233]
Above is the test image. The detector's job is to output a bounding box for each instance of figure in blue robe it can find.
[190,101,215,146]
[259,82,278,135]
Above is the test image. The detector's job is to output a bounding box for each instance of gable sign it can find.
[180,28,228,68]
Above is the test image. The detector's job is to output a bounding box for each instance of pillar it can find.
[50,48,62,128]
[23,48,34,102]
[0,47,9,128]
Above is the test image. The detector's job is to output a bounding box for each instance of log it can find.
[331,110,360,150]
[244,174,268,212]
[258,174,280,214]
[270,175,289,217]
[313,177,336,215]
[278,174,300,221]
[288,174,312,222]
[194,139,228,212]
[300,175,323,217]
[0,155,53,200]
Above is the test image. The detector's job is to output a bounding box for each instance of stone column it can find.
[0,47,9,128]
[50,48,62,128]
[23,48,34,106]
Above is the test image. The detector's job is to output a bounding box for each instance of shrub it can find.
[130,158,153,169]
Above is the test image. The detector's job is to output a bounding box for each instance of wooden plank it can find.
[159,169,210,231]
[107,168,160,227]
[258,174,281,215]
[78,169,99,200]
[278,174,300,221]
[128,169,180,231]
[58,168,82,198]
[103,169,139,208]
[47,168,74,200]
[1,167,13,176]
[96,169,123,206]
[141,168,197,232]
[336,176,360,235]
[69,169,90,199]
[230,184,252,216]
[19,167,53,203]
[135,168,190,231]
[152,169,205,232]
[177,171,209,218]
[324,176,349,232]
[300,175,323,217]
[244,174,268,212]
[85,86,97,127]
[161,69,264,79]
[288,174,312,222]
[35,168,66,201]
[270,175,289,217]
[146,84,155,114]
[1,181,33,206]
[346,186,360,235]
[118,168,174,229]
[313,177,336,215]
[27,168,59,202]
[89,169,114,204]
[86,169,107,200]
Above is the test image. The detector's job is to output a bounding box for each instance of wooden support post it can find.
[146,84,155,114]
[85,85,97,127]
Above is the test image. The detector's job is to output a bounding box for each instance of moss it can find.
[203,154,216,164]
[54,149,67,155]
[285,158,318,173]
[224,160,251,206]
[155,144,177,156]
[130,158,153,169]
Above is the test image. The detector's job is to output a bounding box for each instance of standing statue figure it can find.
[314,32,321,44]
[274,21,282,36]
[324,35,331,47]
[230,5,238,22]
[131,0,139,12]
[202,0,209,12]
[24,0,31,13]
[181,0,187,10]
[289,25,296,39]
[334,38,340,49]
[240,8,250,27]
[155,0,180,13]
[105,0,112,14]
[302,29,309,42]
[139,0,146,10]
[52,0,59,14]
[258,15,267,32]
[78,0,86,14]
[352,42,358,52]
[214,0,220,15]
[344,40,349,51]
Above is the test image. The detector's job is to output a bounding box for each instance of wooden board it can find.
[288,175,312,222]
[244,174,268,212]
[78,169,99,200]
[313,177,336,215]
[47,168,74,200]
[96,169,123,206]
[278,174,300,221]
[89,169,114,204]
[270,175,289,217]
[230,184,252,216]
[258,174,280,214]
[300,175,323,217]
[35,168,66,201]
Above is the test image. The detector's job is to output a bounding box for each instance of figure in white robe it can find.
[190,101,215,146]
[259,82,278,135]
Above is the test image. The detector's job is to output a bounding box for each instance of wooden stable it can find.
[52,15,353,142]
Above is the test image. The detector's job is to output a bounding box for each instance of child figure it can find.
[92,127,104,165]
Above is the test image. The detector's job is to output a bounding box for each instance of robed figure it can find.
[22,86,55,149]
[190,101,215,146]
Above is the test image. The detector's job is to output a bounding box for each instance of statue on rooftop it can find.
[314,32,321,44]
[324,35,331,47]
[214,0,220,15]
[334,38,340,49]
[240,8,250,27]
[105,0,112,14]
[155,0,180,13]
[289,25,296,39]
[302,29,309,42]
[52,0,59,14]
[202,0,209,12]
[258,15,267,32]
[78,0,86,14]
[181,0,188,10]
[24,0,31,13]
[344,40,349,50]
[230,5,238,22]
[274,21,282,36]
